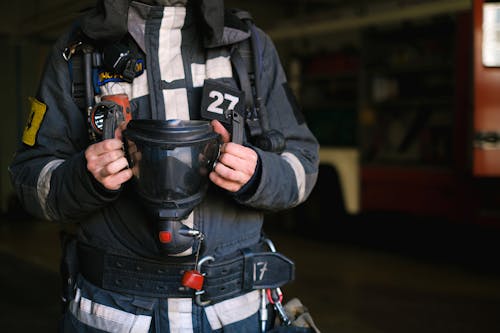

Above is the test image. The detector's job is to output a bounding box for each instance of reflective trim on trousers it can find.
[204,290,261,331]
[167,298,193,333]
[69,288,152,333]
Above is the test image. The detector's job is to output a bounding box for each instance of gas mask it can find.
[123,119,220,255]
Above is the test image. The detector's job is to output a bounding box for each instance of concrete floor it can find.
[1,213,500,333]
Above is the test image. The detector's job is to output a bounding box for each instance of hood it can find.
[80,0,235,47]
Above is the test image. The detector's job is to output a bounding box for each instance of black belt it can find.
[77,242,294,304]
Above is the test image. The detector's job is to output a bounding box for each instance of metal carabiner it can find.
[263,238,277,253]
[262,238,292,326]
[62,41,83,61]
[194,255,215,307]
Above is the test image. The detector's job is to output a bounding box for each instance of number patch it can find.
[201,79,244,125]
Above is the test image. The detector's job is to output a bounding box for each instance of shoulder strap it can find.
[229,13,285,153]
[230,44,262,138]
[63,26,95,112]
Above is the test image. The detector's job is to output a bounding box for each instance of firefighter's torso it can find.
[79,3,263,260]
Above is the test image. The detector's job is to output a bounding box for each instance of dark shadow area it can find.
[264,164,500,276]
[0,253,60,332]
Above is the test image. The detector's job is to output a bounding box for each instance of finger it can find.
[221,143,258,162]
[115,121,128,141]
[209,171,241,192]
[213,161,248,184]
[211,120,230,143]
[98,149,126,166]
[86,148,125,174]
[101,168,133,191]
[98,157,130,178]
[87,139,124,156]
[218,152,256,175]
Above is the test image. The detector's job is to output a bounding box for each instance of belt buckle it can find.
[194,256,215,306]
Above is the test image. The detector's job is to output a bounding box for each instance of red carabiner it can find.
[266,288,283,304]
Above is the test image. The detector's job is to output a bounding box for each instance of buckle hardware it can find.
[194,255,215,306]
[63,41,83,61]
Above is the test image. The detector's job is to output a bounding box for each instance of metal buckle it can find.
[194,255,215,306]
[62,41,83,61]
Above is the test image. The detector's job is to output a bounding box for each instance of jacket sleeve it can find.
[8,32,119,222]
[235,29,320,211]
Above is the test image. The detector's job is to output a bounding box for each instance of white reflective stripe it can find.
[100,71,149,100]
[159,7,186,83]
[190,56,233,88]
[163,88,189,120]
[281,152,306,203]
[70,288,152,333]
[191,63,206,88]
[37,159,64,219]
[206,56,233,81]
[204,290,261,330]
[168,298,194,333]
[204,306,222,330]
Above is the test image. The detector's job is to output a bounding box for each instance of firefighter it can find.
[9,0,320,331]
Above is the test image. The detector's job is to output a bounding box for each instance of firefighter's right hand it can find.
[85,126,132,191]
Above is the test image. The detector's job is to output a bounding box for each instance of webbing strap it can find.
[70,55,87,111]
[230,46,262,137]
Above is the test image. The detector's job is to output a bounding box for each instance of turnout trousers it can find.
[60,274,266,333]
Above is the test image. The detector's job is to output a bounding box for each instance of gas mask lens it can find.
[123,119,221,210]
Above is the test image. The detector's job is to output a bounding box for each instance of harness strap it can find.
[230,46,262,137]
[77,242,294,304]
[69,55,87,111]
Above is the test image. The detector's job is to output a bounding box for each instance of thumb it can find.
[211,120,230,143]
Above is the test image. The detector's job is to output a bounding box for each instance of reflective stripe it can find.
[163,88,189,120]
[69,288,152,333]
[168,298,194,333]
[37,159,64,220]
[281,152,306,204]
[204,290,261,330]
[100,71,149,100]
[206,56,233,81]
[191,56,233,88]
[159,7,186,83]
[190,63,205,88]
[158,7,188,120]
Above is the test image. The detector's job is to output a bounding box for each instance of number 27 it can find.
[207,91,239,114]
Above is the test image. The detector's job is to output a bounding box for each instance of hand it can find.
[209,120,258,192]
[85,123,132,190]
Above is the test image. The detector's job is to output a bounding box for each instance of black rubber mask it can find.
[123,119,220,255]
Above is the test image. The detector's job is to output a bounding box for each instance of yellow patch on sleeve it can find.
[22,97,47,146]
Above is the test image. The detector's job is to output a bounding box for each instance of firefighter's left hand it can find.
[210,120,258,192]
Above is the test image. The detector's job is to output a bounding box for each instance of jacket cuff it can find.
[232,154,262,201]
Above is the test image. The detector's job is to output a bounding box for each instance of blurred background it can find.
[1,0,500,332]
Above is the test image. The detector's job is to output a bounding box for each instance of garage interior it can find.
[1,0,500,332]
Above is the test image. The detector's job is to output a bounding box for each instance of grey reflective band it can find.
[168,298,194,333]
[69,288,152,333]
[281,152,307,204]
[204,290,261,330]
[159,7,189,121]
[37,159,64,220]
[191,56,233,88]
